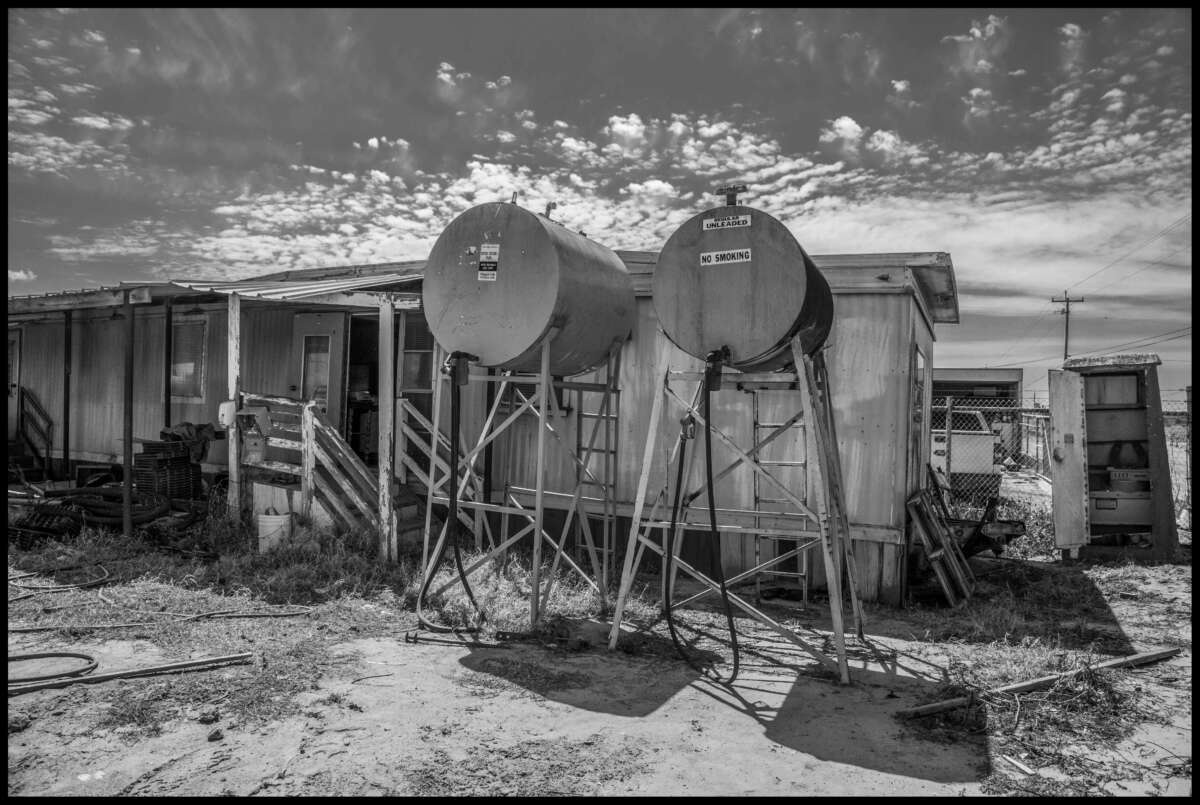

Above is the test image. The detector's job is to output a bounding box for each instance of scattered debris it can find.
[8,653,254,696]
[897,647,1181,718]
[1002,754,1035,775]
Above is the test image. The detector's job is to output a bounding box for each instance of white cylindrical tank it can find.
[652,204,833,372]
[423,202,636,376]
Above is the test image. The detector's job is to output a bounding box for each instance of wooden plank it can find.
[244,458,302,475]
[919,489,974,593]
[8,286,152,315]
[609,349,667,650]
[1048,370,1089,552]
[313,440,380,529]
[241,392,304,409]
[7,652,253,695]
[399,420,452,480]
[313,468,361,531]
[421,343,444,575]
[907,499,958,606]
[378,297,397,561]
[394,309,408,485]
[531,339,551,626]
[300,403,315,519]
[313,419,378,497]
[266,436,302,451]
[227,293,241,512]
[898,647,1181,718]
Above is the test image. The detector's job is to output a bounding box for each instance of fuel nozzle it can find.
[679,414,697,442]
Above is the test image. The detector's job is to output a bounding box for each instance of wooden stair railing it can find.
[18,386,54,479]
[237,392,380,534]
[397,397,485,542]
[303,402,381,532]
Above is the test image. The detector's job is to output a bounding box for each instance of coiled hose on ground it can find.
[42,486,171,526]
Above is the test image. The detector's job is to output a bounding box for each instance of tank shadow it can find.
[456,628,717,718]
[671,618,991,784]
[892,555,1136,655]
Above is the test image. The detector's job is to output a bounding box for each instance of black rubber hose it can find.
[415,354,485,634]
[661,351,741,687]
[700,364,741,685]
[42,487,171,526]
[8,651,98,684]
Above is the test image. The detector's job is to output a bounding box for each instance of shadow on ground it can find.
[458,609,991,784]
[457,628,714,717]
[894,555,1137,655]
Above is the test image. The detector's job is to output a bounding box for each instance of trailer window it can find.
[301,335,332,408]
[170,320,207,402]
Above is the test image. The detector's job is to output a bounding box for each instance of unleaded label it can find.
[699,248,752,267]
[478,243,499,281]
[702,214,751,231]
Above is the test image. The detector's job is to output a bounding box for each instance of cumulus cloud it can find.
[818,115,864,159]
[8,268,38,281]
[942,14,1013,77]
[1058,22,1088,76]
[72,112,134,130]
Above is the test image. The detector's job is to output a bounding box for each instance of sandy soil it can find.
[10,631,992,796]
[7,559,1192,796]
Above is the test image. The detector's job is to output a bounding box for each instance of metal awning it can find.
[167,272,423,308]
[8,270,425,316]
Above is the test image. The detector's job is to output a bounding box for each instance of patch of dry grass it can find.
[415,549,657,638]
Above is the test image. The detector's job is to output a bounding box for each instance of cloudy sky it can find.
[7,8,1192,399]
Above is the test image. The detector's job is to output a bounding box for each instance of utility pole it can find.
[1051,291,1085,359]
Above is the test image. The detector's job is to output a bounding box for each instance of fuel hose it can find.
[415,351,486,634]
[661,347,741,686]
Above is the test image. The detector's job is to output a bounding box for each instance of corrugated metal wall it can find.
[14,302,318,469]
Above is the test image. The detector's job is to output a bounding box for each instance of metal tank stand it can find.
[606,333,865,684]
[419,333,625,629]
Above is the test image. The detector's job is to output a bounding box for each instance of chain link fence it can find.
[931,396,1022,508]
[933,394,1191,532]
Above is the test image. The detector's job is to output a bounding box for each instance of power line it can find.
[975,325,1192,369]
[1071,212,1192,293]
[1071,326,1192,358]
[989,301,1058,365]
[985,353,1070,369]
[1088,245,1191,295]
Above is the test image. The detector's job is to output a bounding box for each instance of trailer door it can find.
[1049,369,1089,554]
[291,312,349,435]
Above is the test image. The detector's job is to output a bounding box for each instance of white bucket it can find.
[256,507,293,554]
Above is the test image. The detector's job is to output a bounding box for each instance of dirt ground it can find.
[8,557,1192,797]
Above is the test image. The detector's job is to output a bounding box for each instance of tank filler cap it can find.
[714,183,748,206]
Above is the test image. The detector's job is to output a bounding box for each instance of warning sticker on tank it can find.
[477,243,499,281]
[699,248,752,267]
[702,214,751,231]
